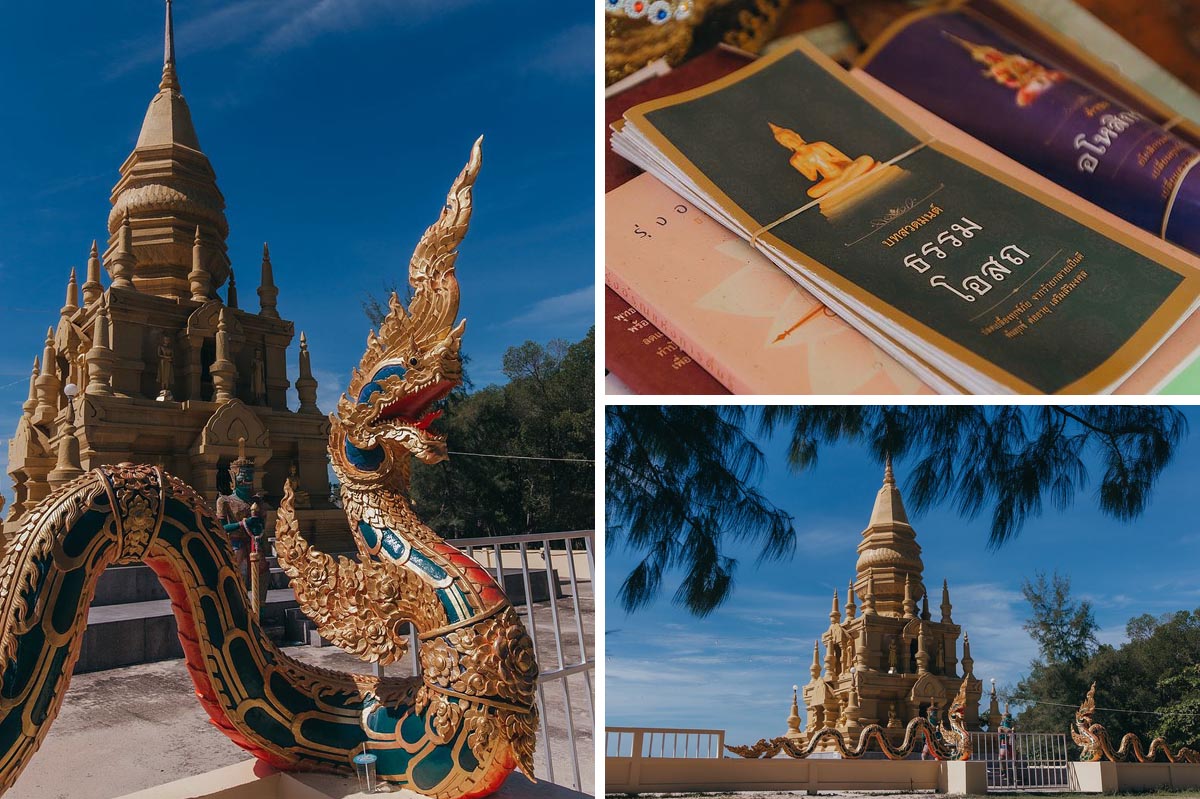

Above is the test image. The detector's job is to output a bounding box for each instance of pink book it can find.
[606,174,935,395]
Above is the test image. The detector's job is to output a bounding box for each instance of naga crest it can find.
[275,137,541,789]
[331,137,480,483]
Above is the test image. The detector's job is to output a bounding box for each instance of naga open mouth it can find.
[375,379,454,431]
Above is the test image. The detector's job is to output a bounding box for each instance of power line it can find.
[1001,694,1200,718]
[447,450,594,464]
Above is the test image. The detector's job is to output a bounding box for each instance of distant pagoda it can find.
[795,457,983,748]
[5,1,346,550]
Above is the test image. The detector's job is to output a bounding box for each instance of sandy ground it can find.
[8,584,593,799]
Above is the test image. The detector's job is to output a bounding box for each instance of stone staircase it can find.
[79,558,296,673]
[80,555,562,672]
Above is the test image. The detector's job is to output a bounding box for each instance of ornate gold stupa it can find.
[799,457,983,748]
[4,1,347,550]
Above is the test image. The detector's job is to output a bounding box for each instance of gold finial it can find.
[811,641,821,680]
[63,267,79,313]
[161,0,180,91]
[830,588,841,624]
[786,685,801,735]
[227,268,238,309]
[884,453,894,486]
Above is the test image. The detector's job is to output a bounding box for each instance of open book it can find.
[611,40,1200,394]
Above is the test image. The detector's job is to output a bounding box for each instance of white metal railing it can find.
[970,731,1071,790]
[455,531,595,793]
[606,726,726,759]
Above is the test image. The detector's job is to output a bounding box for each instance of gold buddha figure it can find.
[769,123,879,199]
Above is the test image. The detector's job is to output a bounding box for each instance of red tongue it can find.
[414,409,443,430]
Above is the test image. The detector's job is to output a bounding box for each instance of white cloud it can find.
[504,286,593,328]
[109,0,487,78]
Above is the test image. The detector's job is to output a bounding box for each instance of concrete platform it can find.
[115,758,591,799]
[78,588,299,673]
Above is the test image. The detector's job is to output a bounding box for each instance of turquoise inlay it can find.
[356,363,408,403]
[401,712,427,744]
[346,439,385,471]
[245,706,298,748]
[408,549,448,583]
[380,529,408,560]
[50,567,88,635]
[459,738,480,771]
[358,521,380,550]
[412,741,455,790]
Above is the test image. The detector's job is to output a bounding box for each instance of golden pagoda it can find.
[5,1,346,549]
[799,457,983,748]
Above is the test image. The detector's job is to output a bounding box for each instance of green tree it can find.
[1011,572,1097,738]
[407,329,594,537]
[607,405,1186,616]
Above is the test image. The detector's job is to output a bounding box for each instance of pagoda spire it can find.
[830,588,842,625]
[863,570,876,615]
[160,0,179,91]
[33,328,61,426]
[106,0,229,301]
[961,634,975,678]
[211,308,237,403]
[62,268,79,316]
[258,243,279,318]
[296,332,320,414]
[786,685,802,737]
[82,241,103,305]
[22,357,39,418]
[85,301,115,397]
[48,387,83,488]
[920,589,931,621]
[189,226,211,302]
[855,456,925,616]
[903,573,916,619]
[227,268,238,309]
[941,579,954,623]
[845,580,857,620]
[810,641,822,680]
[109,212,137,290]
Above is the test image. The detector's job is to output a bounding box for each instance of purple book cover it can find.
[860,7,1200,254]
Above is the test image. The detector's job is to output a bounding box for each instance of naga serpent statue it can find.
[0,138,539,798]
[727,677,973,760]
[1072,682,1199,763]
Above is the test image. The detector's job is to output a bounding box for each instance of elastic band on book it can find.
[1160,153,1200,242]
[750,140,932,248]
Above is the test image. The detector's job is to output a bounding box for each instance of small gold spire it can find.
[227,268,239,309]
[941,579,954,623]
[786,684,801,736]
[160,0,179,91]
[22,357,39,417]
[810,641,821,680]
[883,452,894,486]
[845,579,857,620]
[82,241,103,305]
[62,268,79,314]
[258,242,279,318]
[830,588,841,625]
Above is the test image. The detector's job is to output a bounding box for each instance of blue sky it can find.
[606,407,1200,745]
[0,0,594,447]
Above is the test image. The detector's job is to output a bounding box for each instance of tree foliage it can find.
[403,329,594,537]
[1014,604,1200,751]
[1011,572,1098,740]
[607,405,1186,616]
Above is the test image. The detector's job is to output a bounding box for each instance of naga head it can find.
[330,138,481,488]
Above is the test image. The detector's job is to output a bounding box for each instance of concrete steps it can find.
[78,588,299,673]
[80,556,562,673]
